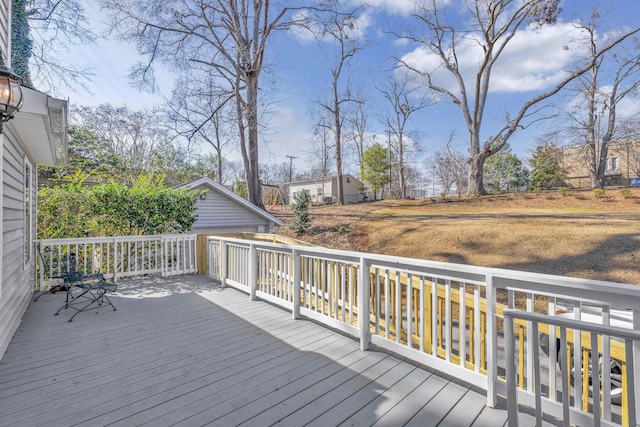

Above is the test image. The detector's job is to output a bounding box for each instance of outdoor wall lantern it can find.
[0,55,23,133]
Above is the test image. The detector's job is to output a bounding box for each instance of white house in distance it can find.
[179,177,283,234]
[287,174,365,205]
[0,0,68,359]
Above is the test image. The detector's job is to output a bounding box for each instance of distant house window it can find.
[346,177,351,183]
[607,157,618,171]
[24,158,33,266]
[317,188,323,197]
[292,191,298,199]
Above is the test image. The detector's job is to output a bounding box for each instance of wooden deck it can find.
[0,275,559,426]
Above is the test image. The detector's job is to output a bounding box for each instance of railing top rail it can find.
[503,309,640,341]
[493,269,640,311]
[38,234,197,246]
[208,235,489,279]
[38,235,163,245]
[208,235,640,309]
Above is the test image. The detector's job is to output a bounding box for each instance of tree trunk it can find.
[246,75,264,208]
[334,82,345,205]
[468,153,488,195]
[398,132,405,198]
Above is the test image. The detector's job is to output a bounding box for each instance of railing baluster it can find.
[431,278,438,356]
[459,281,466,367]
[445,279,451,362]
[395,271,401,344]
[549,297,558,401]
[526,292,534,391]
[341,264,346,323]
[420,277,425,354]
[407,273,413,349]
[385,270,391,340]
[474,283,481,373]
[574,302,582,408]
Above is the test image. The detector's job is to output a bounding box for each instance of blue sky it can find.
[55,0,640,176]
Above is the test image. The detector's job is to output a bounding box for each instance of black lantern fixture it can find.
[0,51,23,133]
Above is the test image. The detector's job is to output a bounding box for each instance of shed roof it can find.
[179,177,283,226]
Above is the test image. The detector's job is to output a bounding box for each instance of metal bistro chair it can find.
[54,270,117,322]
[33,249,77,301]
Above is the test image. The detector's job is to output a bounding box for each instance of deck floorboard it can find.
[0,275,560,426]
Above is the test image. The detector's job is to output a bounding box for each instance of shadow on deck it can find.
[0,275,557,426]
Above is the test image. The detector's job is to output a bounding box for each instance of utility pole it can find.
[286,155,297,183]
[387,129,392,199]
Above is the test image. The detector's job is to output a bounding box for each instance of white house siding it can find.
[0,0,9,61]
[341,175,364,204]
[0,129,33,358]
[289,175,364,204]
[189,185,273,234]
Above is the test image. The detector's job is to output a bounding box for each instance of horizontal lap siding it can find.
[0,130,33,360]
[0,0,8,60]
[193,190,268,231]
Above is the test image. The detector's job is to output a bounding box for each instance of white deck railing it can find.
[504,309,640,427]
[207,235,640,427]
[37,234,198,288]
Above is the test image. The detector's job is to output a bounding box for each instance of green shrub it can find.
[619,188,632,199]
[557,186,569,196]
[593,188,606,199]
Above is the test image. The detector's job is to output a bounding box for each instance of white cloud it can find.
[289,8,372,44]
[399,21,591,96]
[360,0,417,15]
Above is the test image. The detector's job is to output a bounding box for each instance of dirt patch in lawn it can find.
[273,188,640,285]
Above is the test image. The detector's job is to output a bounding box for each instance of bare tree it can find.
[432,144,468,196]
[167,72,237,184]
[12,0,96,94]
[302,1,366,205]
[398,0,640,195]
[100,0,305,208]
[343,88,369,176]
[567,22,640,188]
[306,117,336,180]
[71,104,178,182]
[378,73,432,198]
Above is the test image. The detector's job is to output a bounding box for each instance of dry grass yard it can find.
[274,188,640,285]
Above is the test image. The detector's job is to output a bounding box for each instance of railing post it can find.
[220,240,227,288]
[358,256,370,351]
[292,249,301,320]
[37,242,43,291]
[486,272,498,408]
[503,311,518,427]
[249,243,257,300]
[113,237,119,281]
[634,309,640,420]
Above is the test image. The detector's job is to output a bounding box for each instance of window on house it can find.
[317,188,323,197]
[607,157,618,171]
[24,158,33,266]
[346,177,351,183]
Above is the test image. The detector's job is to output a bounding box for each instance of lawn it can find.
[274,188,640,285]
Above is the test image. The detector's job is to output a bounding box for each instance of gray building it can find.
[179,177,283,234]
